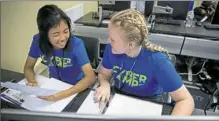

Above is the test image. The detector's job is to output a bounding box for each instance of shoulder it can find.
[104,44,123,58]
[32,34,39,43]
[142,48,171,69]
[70,36,84,47]
[104,44,112,53]
[142,48,168,61]
[69,36,86,53]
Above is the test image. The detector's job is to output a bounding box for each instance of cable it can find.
[179,59,208,76]
[147,14,152,23]
[149,19,155,34]
[204,95,213,115]
[203,89,217,115]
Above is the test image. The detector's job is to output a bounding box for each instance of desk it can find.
[1,70,218,116]
[74,12,219,60]
[64,88,219,116]
[152,23,219,60]
[1,69,24,83]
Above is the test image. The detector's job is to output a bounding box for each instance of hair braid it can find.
[110,9,171,59]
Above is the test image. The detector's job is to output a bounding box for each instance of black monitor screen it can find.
[100,1,130,12]
[145,1,190,20]
[211,2,219,25]
[1,109,219,121]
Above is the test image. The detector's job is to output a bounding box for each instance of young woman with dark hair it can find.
[24,4,96,101]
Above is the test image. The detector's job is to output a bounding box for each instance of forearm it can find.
[98,72,111,86]
[56,75,96,99]
[24,67,36,83]
[171,97,194,116]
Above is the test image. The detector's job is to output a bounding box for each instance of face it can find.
[48,20,70,49]
[108,23,130,54]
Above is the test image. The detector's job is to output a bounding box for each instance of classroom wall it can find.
[1,1,97,73]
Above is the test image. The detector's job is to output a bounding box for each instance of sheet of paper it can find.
[104,93,163,116]
[18,75,51,86]
[1,76,77,112]
[1,82,59,96]
[77,91,101,114]
[35,78,77,112]
[41,78,73,90]
[21,95,54,111]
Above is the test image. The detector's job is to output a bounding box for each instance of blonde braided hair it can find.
[110,9,171,59]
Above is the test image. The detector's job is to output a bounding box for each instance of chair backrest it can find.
[75,35,100,69]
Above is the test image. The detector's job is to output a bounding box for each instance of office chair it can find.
[74,35,100,70]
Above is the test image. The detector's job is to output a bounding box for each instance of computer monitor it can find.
[211,2,219,25]
[1,109,219,121]
[100,1,130,12]
[144,1,190,20]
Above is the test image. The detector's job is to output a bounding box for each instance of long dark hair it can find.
[37,4,72,58]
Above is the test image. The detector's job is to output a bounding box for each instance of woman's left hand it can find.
[38,94,59,102]
[38,90,70,102]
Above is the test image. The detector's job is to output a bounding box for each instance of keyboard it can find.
[204,23,219,30]
[155,19,181,26]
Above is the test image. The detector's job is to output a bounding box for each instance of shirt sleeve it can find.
[102,44,113,69]
[153,53,183,92]
[74,40,90,67]
[28,34,41,58]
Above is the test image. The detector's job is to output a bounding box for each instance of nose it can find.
[60,33,66,41]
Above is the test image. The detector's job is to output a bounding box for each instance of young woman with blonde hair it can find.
[95,9,194,116]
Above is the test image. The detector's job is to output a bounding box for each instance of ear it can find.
[128,41,135,49]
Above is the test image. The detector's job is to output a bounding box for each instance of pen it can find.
[99,100,109,114]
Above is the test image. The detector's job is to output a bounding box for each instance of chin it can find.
[56,45,66,49]
[111,48,122,54]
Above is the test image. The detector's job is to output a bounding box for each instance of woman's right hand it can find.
[94,83,111,104]
[26,80,38,87]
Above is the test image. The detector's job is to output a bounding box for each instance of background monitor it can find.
[144,1,190,20]
[100,1,130,12]
[211,2,219,25]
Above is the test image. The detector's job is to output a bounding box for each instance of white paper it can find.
[20,77,77,112]
[18,75,51,86]
[1,76,77,112]
[21,96,54,111]
[104,93,163,116]
[77,91,101,114]
[42,78,72,90]
[38,78,77,112]
[1,82,59,96]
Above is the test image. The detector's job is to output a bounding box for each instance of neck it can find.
[126,45,142,58]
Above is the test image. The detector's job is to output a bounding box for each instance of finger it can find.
[95,93,102,103]
[26,83,33,86]
[39,96,52,101]
[94,88,100,96]
[27,82,38,87]
[94,90,100,101]
[101,96,106,102]
[99,96,106,109]
[38,96,47,100]
[32,83,38,87]
[106,94,110,101]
